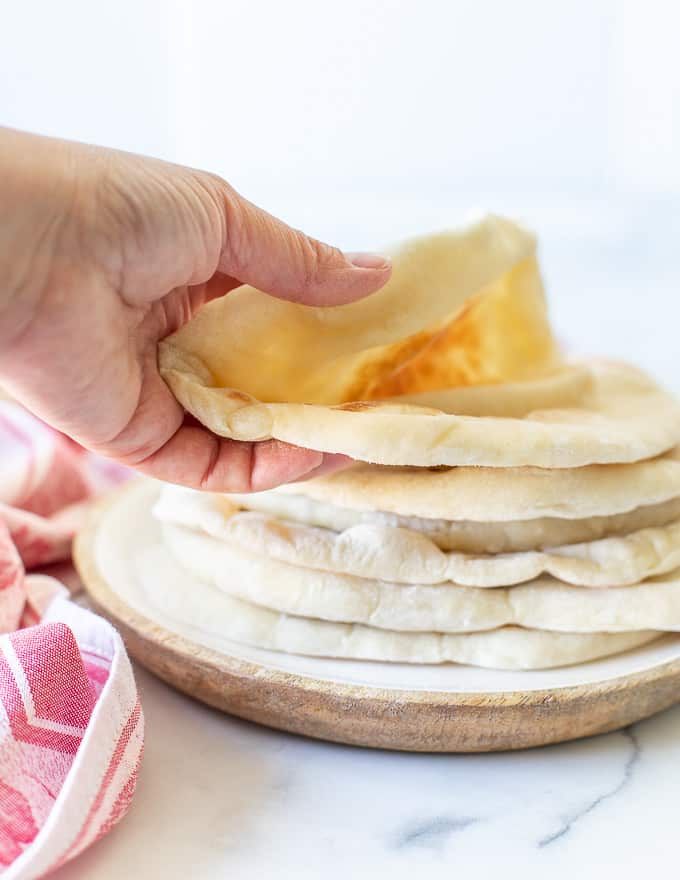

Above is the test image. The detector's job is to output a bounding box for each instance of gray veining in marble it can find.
[393,816,478,851]
[539,727,640,848]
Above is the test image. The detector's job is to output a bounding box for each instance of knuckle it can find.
[297,236,341,292]
[199,438,256,493]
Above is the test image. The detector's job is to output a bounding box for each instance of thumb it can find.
[207,178,392,307]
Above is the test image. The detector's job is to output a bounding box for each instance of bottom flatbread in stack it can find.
[152,448,680,669]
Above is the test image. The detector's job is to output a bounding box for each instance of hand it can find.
[0,129,391,491]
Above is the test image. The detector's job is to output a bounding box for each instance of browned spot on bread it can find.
[265,518,294,543]
[341,325,442,403]
[225,389,254,403]
[343,258,558,401]
[333,401,390,412]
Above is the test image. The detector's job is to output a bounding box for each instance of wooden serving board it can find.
[74,481,680,752]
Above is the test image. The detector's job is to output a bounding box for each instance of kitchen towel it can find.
[0,400,143,879]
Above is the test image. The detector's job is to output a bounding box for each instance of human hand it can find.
[0,128,391,491]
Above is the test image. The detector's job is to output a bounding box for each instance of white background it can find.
[1,0,679,383]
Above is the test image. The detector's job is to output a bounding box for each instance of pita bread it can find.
[170,487,680,554]
[159,214,680,466]
[351,254,558,397]
[162,356,680,469]
[274,447,680,522]
[140,543,658,670]
[159,520,680,634]
[154,486,680,588]
[162,215,545,405]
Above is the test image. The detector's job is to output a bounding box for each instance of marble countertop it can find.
[51,664,680,880]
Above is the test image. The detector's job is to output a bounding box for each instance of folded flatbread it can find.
[160,215,680,466]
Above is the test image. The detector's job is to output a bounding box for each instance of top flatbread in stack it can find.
[160,215,680,467]
[153,215,680,670]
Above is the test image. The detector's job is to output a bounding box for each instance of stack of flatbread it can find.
[153,215,680,670]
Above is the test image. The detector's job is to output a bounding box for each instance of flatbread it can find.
[161,355,680,468]
[159,214,680,467]
[139,543,658,670]
[274,447,680,522]
[154,486,680,588]
[161,215,547,407]
[159,484,680,554]
[160,520,680,634]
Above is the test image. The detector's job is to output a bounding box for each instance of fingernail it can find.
[345,252,391,270]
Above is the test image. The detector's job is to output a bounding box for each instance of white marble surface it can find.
[50,665,680,880]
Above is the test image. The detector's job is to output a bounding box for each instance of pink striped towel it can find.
[0,400,143,878]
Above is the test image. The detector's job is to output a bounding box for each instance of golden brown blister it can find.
[354,257,558,399]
